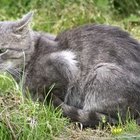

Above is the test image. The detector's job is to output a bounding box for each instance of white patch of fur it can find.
[50,50,78,80]
[60,50,78,69]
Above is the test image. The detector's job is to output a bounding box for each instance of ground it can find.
[0,1,140,139]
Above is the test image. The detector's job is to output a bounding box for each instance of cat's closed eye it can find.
[0,48,7,54]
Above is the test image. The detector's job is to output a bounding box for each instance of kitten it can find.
[0,12,140,127]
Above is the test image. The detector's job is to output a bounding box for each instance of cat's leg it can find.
[52,94,118,127]
[56,63,140,127]
[82,63,139,121]
[82,63,140,126]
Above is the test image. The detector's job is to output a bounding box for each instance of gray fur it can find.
[0,13,140,127]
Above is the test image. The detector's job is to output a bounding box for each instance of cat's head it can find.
[0,12,34,72]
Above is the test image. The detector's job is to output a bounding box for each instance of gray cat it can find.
[0,12,140,127]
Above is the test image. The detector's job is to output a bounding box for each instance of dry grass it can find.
[0,1,140,139]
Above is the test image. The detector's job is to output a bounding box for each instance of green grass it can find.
[0,0,140,139]
[0,73,68,140]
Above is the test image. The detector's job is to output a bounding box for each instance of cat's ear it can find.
[13,12,33,32]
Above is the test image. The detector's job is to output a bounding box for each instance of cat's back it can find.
[56,24,140,71]
[56,24,130,49]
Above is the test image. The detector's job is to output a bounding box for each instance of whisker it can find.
[6,68,21,80]
[0,64,28,81]
[12,68,22,76]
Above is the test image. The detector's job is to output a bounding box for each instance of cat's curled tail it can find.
[52,94,117,128]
